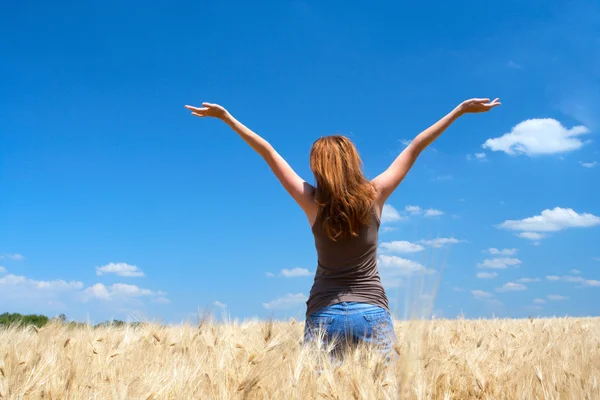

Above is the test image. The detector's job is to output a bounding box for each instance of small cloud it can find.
[0,266,6,274]
[477,272,498,279]
[471,290,493,299]
[419,237,463,248]
[381,204,403,223]
[378,255,434,275]
[467,152,488,161]
[496,282,527,292]
[405,205,422,215]
[263,293,307,310]
[477,257,522,269]
[547,294,569,301]
[96,262,145,277]
[0,253,25,261]
[381,226,396,233]
[280,268,312,278]
[483,119,589,156]
[499,208,600,241]
[424,208,444,217]
[379,241,425,254]
[545,274,600,287]
[83,283,165,301]
[569,269,581,274]
[452,287,464,292]
[400,139,412,147]
[486,248,518,256]
[433,174,453,181]
[533,298,546,304]
[507,60,522,69]
[580,161,597,168]
[516,277,540,283]
[0,274,83,291]
[267,268,313,278]
[213,300,227,309]
[154,297,171,304]
[517,232,546,240]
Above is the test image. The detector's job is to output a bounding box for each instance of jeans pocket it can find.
[363,312,395,340]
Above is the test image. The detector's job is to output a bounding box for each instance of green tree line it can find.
[0,312,142,328]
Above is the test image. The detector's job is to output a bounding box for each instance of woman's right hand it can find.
[459,98,501,114]
[185,102,230,120]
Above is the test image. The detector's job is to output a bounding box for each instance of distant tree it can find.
[55,313,67,323]
[0,312,49,328]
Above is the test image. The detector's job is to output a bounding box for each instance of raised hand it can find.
[459,98,501,114]
[184,102,229,119]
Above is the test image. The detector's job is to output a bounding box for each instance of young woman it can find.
[185,98,500,357]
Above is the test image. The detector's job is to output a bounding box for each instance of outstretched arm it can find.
[185,102,317,222]
[372,98,500,206]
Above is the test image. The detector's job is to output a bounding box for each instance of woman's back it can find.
[306,204,388,317]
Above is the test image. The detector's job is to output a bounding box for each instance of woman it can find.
[185,98,500,357]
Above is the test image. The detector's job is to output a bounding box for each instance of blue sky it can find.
[1,0,599,323]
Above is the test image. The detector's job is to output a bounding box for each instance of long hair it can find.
[310,135,377,241]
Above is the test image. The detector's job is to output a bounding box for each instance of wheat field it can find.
[0,317,599,399]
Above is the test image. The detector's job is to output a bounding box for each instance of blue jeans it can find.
[303,302,396,361]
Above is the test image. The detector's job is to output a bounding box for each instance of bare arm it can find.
[372,98,500,206]
[185,102,318,223]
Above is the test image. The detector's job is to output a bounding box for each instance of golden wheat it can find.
[0,317,599,399]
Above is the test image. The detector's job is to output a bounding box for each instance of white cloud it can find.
[483,119,589,156]
[378,255,434,275]
[547,294,569,301]
[471,290,493,299]
[419,237,463,248]
[496,282,527,292]
[262,293,307,310]
[517,232,546,240]
[0,266,6,274]
[499,207,600,233]
[381,204,403,223]
[267,268,313,278]
[533,298,546,304]
[381,226,396,233]
[545,275,600,287]
[580,161,597,168]
[96,262,145,277]
[475,152,487,159]
[452,287,464,292]
[213,300,227,308]
[569,269,581,274]
[477,257,522,269]
[477,272,498,279]
[0,253,25,261]
[424,209,444,217]
[84,283,111,300]
[83,283,166,301]
[280,268,312,278]
[507,60,522,69]
[0,274,83,291]
[405,205,422,215]
[516,277,540,283]
[379,241,425,254]
[154,297,170,304]
[486,248,518,256]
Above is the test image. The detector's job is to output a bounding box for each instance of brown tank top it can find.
[305,205,390,317]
